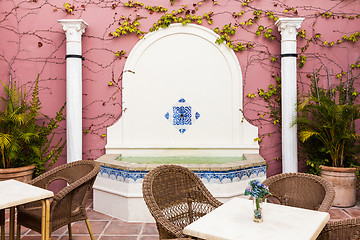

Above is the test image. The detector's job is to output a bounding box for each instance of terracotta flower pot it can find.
[320,165,357,207]
[0,165,35,183]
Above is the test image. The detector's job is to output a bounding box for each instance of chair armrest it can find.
[317,217,360,239]
[266,194,284,205]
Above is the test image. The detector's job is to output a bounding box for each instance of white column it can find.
[275,18,304,173]
[58,19,88,163]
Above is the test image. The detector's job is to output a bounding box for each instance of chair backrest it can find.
[142,164,222,239]
[30,160,101,231]
[30,160,99,189]
[262,172,335,212]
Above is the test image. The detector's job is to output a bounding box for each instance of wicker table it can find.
[183,197,330,240]
[0,179,53,240]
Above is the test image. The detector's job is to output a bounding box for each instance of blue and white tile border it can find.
[196,165,266,184]
[99,166,148,183]
[98,164,266,184]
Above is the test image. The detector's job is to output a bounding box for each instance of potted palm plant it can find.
[0,75,65,182]
[296,67,360,207]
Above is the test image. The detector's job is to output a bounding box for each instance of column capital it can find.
[275,18,304,41]
[58,19,88,42]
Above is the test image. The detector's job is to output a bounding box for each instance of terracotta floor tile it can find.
[59,235,100,240]
[71,220,109,234]
[4,222,30,236]
[3,222,9,234]
[343,207,360,218]
[20,228,31,235]
[52,225,68,235]
[329,208,351,221]
[142,223,158,235]
[23,229,41,236]
[17,236,42,240]
[100,236,138,240]
[24,227,68,237]
[4,209,10,220]
[87,209,114,221]
[140,236,160,240]
[103,221,142,235]
[87,200,93,209]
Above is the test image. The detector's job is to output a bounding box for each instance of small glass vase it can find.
[253,197,264,223]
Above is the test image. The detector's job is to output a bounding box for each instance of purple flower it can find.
[244,179,270,199]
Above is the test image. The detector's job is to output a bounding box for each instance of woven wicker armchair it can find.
[317,217,360,240]
[16,160,101,240]
[0,210,4,240]
[142,164,222,239]
[262,172,335,212]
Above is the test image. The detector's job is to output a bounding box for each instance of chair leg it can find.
[68,224,72,240]
[85,219,95,240]
[16,224,21,240]
[0,209,4,240]
[1,225,5,240]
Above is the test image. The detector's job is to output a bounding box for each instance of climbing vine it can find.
[0,0,359,174]
[111,15,145,38]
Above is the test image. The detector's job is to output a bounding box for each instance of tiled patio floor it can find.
[3,199,360,240]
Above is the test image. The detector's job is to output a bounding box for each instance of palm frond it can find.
[299,130,319,142]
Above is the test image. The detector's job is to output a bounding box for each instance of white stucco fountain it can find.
[58,19,304,222]
[93,24,266,222]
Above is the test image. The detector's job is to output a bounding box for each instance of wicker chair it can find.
[0,210,4,240]
[142,164,222,239]
[317,217,360,240]
[262,172,335,212]
[16,160,101,240]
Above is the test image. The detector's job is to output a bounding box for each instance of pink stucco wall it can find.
[1,0,359,177]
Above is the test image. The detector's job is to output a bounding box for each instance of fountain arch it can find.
[106,23,259,156]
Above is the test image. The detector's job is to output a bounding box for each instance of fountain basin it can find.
[93,154,266,222]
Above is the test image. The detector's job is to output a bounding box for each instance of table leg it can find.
[9,207,15,240]
[41,199,51,240]
[45,199,50,240]
[41,200,45,240]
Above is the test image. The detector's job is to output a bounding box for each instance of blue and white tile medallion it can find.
[164,98,200,134]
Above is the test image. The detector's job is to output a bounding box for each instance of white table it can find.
[0,179,54,240]
[183,197,330,240]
